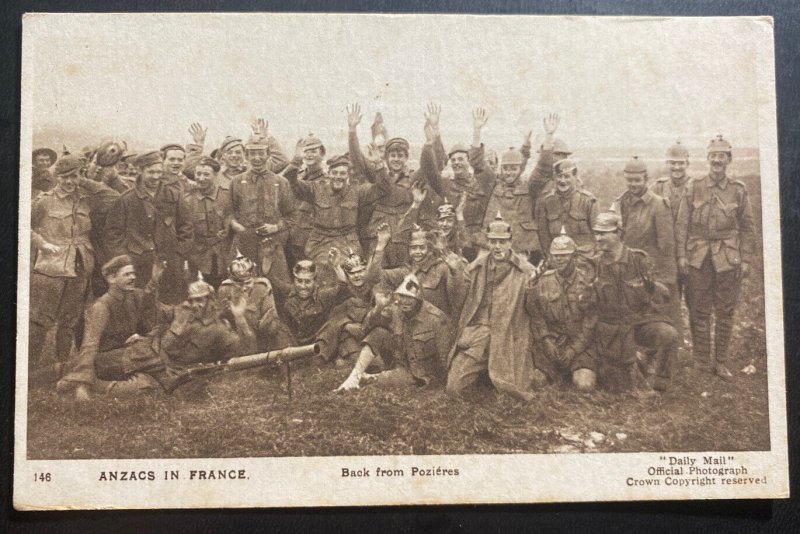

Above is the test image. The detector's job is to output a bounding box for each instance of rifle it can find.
[162,343,320,396]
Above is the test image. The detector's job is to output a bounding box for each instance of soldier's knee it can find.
[572,368,596,392]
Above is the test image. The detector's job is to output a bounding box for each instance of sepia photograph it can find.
[14,12,788,509]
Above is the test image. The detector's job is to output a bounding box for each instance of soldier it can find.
[217,136,248,191]
[526,229,597,391]
[104,149,194,304]
[285,153,382,286]
[217,252,292,352]
[484,149,499,176]
[56,255,165,400]
[528,136,573,202]
[675,135,755,379]
[590,212,679,393]
[336,273,452,391]
[116,153,139,190]
[286,134,328,267]
[29,154,120,372]
[347,103,440,267]
[186,156,233,288]
[32,147,57,196]
[229,134,295,283]
[160,143,195,192]
[614,156,680,335]
[434,196,467,259]
[446,213,539,400]
[267,259,347,347]
[536,158,598,254]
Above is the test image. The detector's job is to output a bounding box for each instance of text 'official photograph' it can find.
[15,13,788,509]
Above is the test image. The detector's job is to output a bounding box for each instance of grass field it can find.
[25,167,771,459]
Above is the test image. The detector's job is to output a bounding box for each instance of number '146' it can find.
[34,472,51,482]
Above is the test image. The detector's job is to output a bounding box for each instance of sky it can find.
[25,13,770,156]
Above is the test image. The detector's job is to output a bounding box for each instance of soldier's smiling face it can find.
[346,268,366,287]
[501,163,521,184]
[449,152,469,176]
[551,253,573,273]
[188,295,210,314]
[223,145,245,168]
[56,169,80,193]
[593,229,621,254]
[708,151,731,175]
[35,154,53,169]
[556,168,577,193]
[163,149,185,175]
[109,265,137,291]
[194,165,216,191]
[625,172,647,196]
[394,294,419,315]
[303,146,324,167]
[386,149,408,172]
[328,165,349,191]
[140,163,164,192]
[437,216,455,235]
[667,158,688,180]
[246,148,268,168]
[488,237,512,261]
[293,272,316,299]
[409,242,428,263]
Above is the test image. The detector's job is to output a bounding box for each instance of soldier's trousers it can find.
[594,321,678,386]
[29,262,89,370]
[446,325,491,395]
[686,257,741,362]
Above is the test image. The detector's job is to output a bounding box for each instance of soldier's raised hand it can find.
[425,103,441,128]
[424,117,436,143]
[347,103,362,131]
[543,113,560,135]
[455,192,467,221]
[188,122,207,145]
[376,222,392,246]
[411,180,428,205]
[473,107,489,130]
[251,117,268,137]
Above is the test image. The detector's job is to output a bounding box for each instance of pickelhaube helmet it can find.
[666,140,689,160]
[393,273,421,300]
[229,249,255,282]
[409,224,429,246]
[624,155,648,175]
[187,272,214,299]
[293,259,317,278]
[707,134,732,154]
[550,226,577,255]
[437,198,456,220]
[592,211,624,233]
[486,211,512,240]
[342,248,367,274]
[95,138,128,167]
[554,158,578,175]
[501,147,524,166]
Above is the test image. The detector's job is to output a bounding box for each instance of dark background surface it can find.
[1,0,798,532]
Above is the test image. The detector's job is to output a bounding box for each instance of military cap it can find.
[624,155,648,175]
[385,137,410,155]
[393,273,421,300]
[409,224,429,246]
[101,254,133,278]
[32,147,57,164]
[550,226,577,255]
[96,138,127,167]
[219,136,244,155]
[486,211,512,240]
[53,154,85,176]
[194,155,221,173]
[293,259,317,278]
[229,249,255,282]
[244,134,269,150]
[187,272,214,299]
[666,140,689,160]
[160,143,186,157]
[301,134,325,153]
[554,158,578,175]
[707,134,732,154]
[592,211,624,233]
[501,147,524,166]
[342,249,367,274]
[120,153,139,164]
[327,154,350,170]
[448,144,470,159]
[135,150,164,169]
[438,198,456,220]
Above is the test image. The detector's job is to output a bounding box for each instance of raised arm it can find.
[347,103,377,184]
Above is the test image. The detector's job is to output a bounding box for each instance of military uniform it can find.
[616,189,677,283]
[269,273,347,345]
[652,176,690,222]
[526,264,597,382]
[675,172,755,368]
[285,163,326,260]
[217,276,292,351]
[29,173,119,368]
[187,184,233,288]
[536,188,598,253]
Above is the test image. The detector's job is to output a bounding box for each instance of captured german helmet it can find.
[486,211,512,239]
[229,249,255,282]
[95,138,128,167]
[342,249,367,274]
[393,273,421,300]
[707,134,732,154]
[624,155,647,175]
[437,198,456,220]
[409,224,428,246]
[592,211,623,233]
[501,147,524,166]
[550,226,577,255]
[187,272,214,299]
[666,140,689,160]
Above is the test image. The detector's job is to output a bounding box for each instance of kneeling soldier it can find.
[336,273,451,391]
[526,228,598,391]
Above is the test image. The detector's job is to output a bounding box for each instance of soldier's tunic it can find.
[316,282,377,363]
[32,167,55,198]
[285,163,326,257]
[362,300,452,386]
[527,148,554,218]
[536,188,599,253]
[481,177,540,255]
[675,174,755,363]
[217,277,292,351]
[526,264,597,382]
[615,189,676,283]
[187,185,233,288]
[447,251,537,400]
[591,246,678,386]
[104,176,194,304]
[217,165,247,192]
[270,277,347,346]
[29,179,119,367]
[229,168,295,282]
[651,175,690,222]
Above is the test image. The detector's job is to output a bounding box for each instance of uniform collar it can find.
[52,186,76,200]
[627,189,653,205]
[198,184,219,199]
[135,185,155,199]
[708,174,729,190]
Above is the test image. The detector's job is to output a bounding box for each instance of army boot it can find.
[713,311,735,380]
[630,364,657,398]
[689,311,711,369]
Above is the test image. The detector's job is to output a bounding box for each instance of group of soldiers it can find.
[28,104,755,402]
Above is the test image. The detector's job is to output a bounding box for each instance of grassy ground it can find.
[25,168,771,459]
